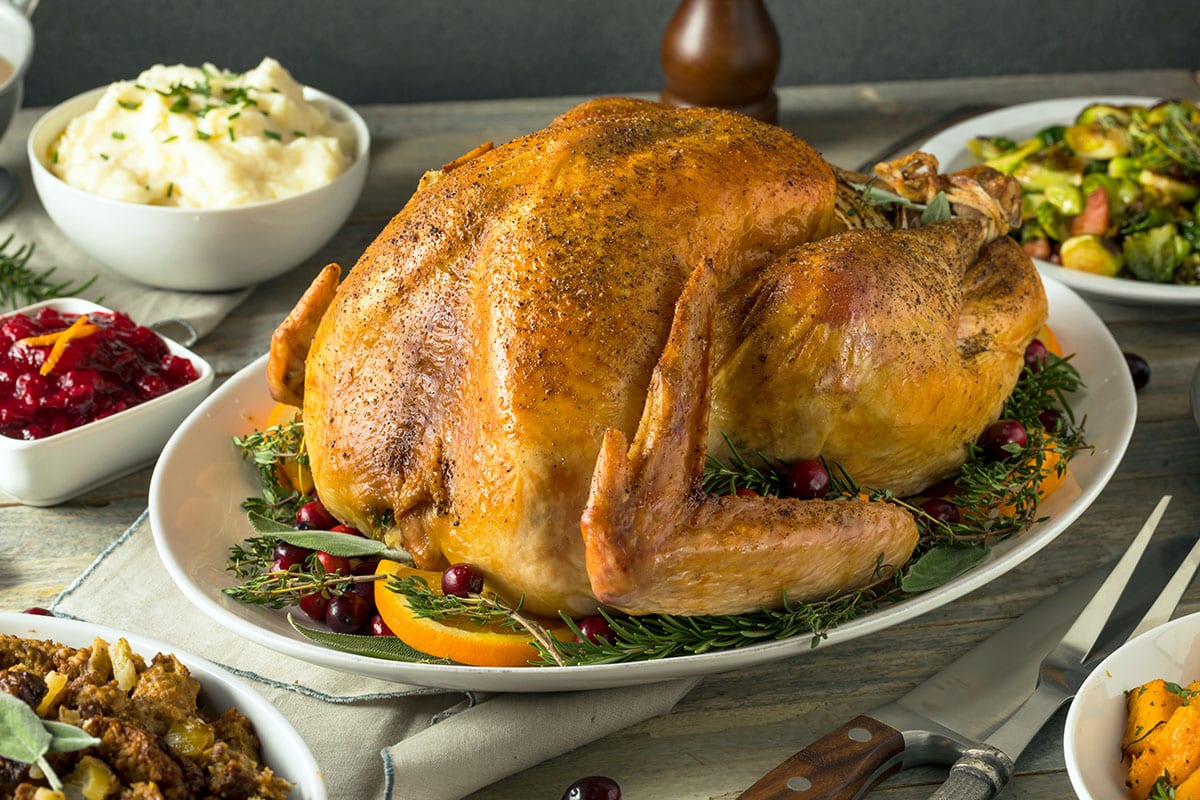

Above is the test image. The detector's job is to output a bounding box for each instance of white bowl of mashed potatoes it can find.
[27,58,369,292]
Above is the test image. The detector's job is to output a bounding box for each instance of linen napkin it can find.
[51,511,699,799]
[1,110,251,337]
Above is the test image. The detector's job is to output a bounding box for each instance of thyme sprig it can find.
[222,532,386,608]
[388,575,566,666]
[233,420,310,522]
[0,235,98,310]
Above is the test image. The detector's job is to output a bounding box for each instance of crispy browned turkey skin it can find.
[269,97,1046,617]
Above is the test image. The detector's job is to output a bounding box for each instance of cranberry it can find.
[734,487,758,497]
[273,540,313,566]
[924,478,962,499]
[369,613,394,637]
[298,592,330,621]
[1123,352,1150,391]
[326,593,371,634]
[315,551,351,576]
[562,776,621,800]
[22,607,53,616]
[1023,339,1049,372]
[295,499,337,530]
[1039,408,1064,433]
[919,498,961,525]
[330,523,363,536]
[784,459,830,499]
[576,615,615,644]
[349,561,381,604]
[982,420,1028,460]
[269,556,298,573]
[441,563,485,597]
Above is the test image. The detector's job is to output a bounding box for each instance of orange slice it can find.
[1036,324,1064,358]
[996,441,1066,515]
[374,560,571,667]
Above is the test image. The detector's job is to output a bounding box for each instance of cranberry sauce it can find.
[0,306,198,440]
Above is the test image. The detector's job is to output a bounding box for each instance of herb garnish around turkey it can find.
[233,420,310,522]
[223,514,407,608]
[0,235,98,310]
[227,345,1086,666]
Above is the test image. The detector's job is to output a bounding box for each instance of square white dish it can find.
[0,297,214,505]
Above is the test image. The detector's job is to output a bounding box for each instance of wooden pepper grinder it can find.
[660,0,781,123]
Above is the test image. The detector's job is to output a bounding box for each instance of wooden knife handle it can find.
[737,715,905,800]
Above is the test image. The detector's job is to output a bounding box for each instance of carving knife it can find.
[737,510,1198,800]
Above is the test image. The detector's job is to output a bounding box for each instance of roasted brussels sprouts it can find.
[1122,223,1183,282]
[1060,235,1123,276]
[968,98,1200,286]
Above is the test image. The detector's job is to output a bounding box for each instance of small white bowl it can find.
[0,610,326,799]
[1065,611,1200,800]
[0,297,214,505]
[27,85,369,292]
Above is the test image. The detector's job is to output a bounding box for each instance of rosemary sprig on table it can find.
[0,235,98,310]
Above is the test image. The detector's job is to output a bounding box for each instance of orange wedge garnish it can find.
[1036,324,1064,358]
[374,560,572,667]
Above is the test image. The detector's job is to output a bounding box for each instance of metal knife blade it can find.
[736,533,1198,800]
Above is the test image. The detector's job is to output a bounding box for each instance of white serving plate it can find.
[0,297,214,506]
[0,611,326,799]
[150,276,1135,692]
[1065,611,1200,800]
[918,96,1200,306]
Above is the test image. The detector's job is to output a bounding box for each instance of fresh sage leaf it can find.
[901,544,989,592]
[43,720,100,753]
[246,512,408,560]
[287,615,454,664]
[920,192,952,224]
[246,512,296,535]
[0,692,51,763]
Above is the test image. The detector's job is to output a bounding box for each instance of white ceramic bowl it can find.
[1065,611,1200,800]
[27,85,369,292]
[0,1,33,141]
[0,611,326,799]
[0,297,214,505]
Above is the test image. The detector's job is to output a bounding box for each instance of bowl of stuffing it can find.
[0,610,326,799]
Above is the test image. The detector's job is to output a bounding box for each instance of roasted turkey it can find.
[267,97,1047,618]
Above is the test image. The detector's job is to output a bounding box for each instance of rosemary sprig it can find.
[543,579,900,666]
[233,420,310,522]
[0,235,98,310]
[701,436,785,496]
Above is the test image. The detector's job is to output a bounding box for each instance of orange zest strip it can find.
[17,314,100,376]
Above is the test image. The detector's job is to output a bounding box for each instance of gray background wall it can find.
[21,1,1200,107]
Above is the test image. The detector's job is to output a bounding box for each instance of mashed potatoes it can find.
[49,57,355,208]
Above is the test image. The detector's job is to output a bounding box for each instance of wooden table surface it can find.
[3,70,1200,799]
